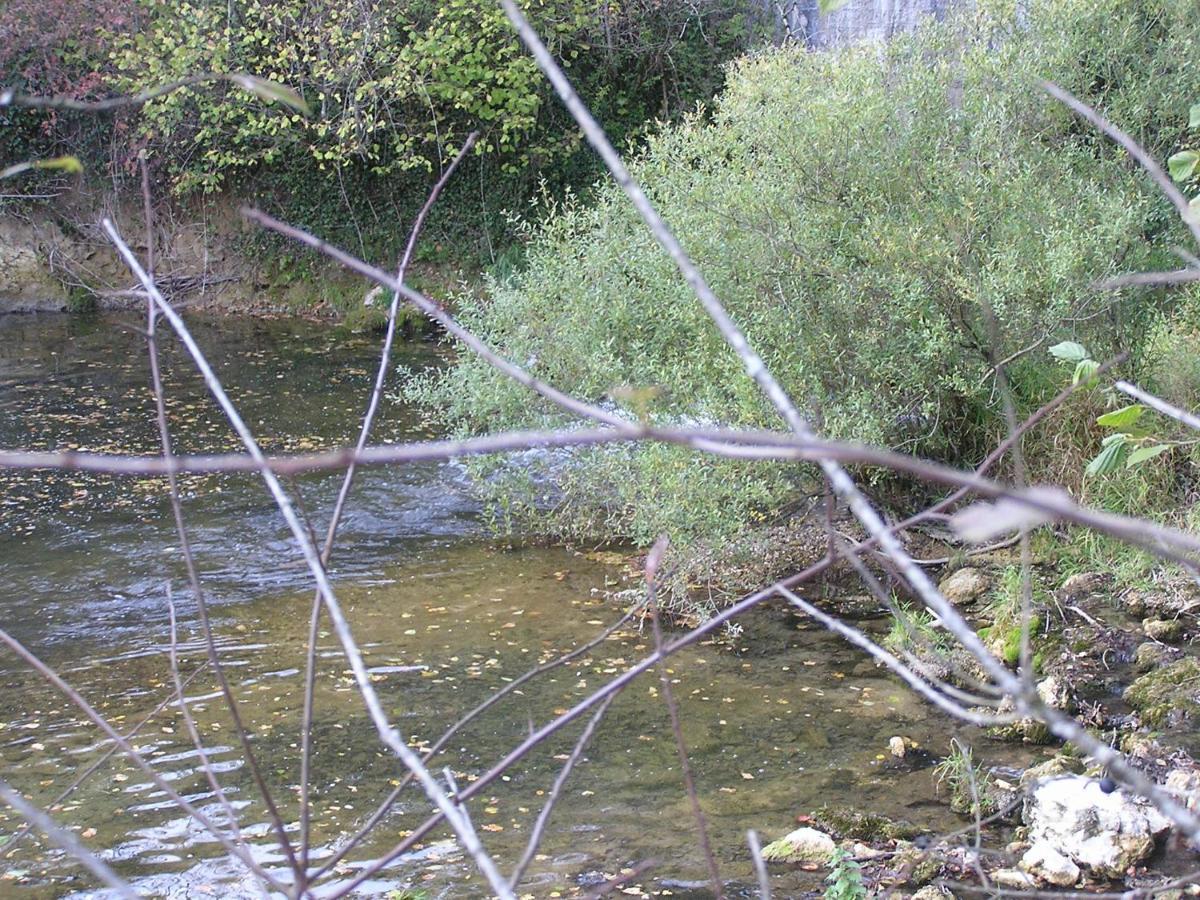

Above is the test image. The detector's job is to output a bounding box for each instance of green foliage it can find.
[933,739,998,816]
[65,286,97,314]
[412,0,1200,548]
[824,848,867,900]
[978,565,1048,668]
[884,603,947,657]
[101,1,754,196]
[1051,341,1199,478]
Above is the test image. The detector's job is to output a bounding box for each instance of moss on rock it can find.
[1124,658,1200,728]
[811,805,922,842]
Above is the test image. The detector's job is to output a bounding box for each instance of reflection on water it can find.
[0,315,987,897]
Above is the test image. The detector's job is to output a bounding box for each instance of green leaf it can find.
[1126,443,1172,467]
[1086,435,1129,477]
[1,155,83,179]
[1049,341,1088,363]
[227,74,312,117]
[1168,150,1200,182]
[1096,404,1146,429]
[1072,358,1100,386]
[1190,103,1200,130]
[818,0,852,11]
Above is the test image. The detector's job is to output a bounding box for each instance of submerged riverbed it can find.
[0,314,1015,897]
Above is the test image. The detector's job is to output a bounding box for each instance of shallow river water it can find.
[0,314,1011,898]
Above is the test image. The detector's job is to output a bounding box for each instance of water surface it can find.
[0,314,994,898]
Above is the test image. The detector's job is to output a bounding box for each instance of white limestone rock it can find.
[1025,776,1170,879]
[1019,842,1081,887]
[760,826,837,865]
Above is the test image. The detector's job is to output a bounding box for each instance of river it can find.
[0,313,999,898]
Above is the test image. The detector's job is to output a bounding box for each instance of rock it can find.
[1134,641,1178,673]
[890,736,908,758]
[760,826,837,865]
[1025,775,1170,879]
[1166,768,1200,812]
[1060,572,1108,599]
[363,284,385,306]
[1037,676,1072,711]
[1020,755,1085,791]
[849,841,889,860]
[992,869,1037,889]
[911,886,955,900]
[812,805,922,841]
[891,842,943,885]
[1143,618,1183,643]
[939,567,990,605]
[0,233,67,311]
[1124,658,1200,728]
[988,696,1056,745]
[1019,842,1081,887]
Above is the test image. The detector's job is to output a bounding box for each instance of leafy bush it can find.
[0,0,132,170]
[824,848,867,900]
[409,0,1200,548]
[100,1,754,195]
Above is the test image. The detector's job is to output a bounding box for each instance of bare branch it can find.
[1094,268,1200,291]
[145,276,298,875]
[241,208,632,430]
[0,625,289,891]
[297,130,479,885]
[316,598,647,889]
[2,660,209,859]
[103,218,516,899]
[747,830,771,900]
[647,535,723,898]
[0,780,138,900]
[508,694,616,891]
[499,0,1044,721]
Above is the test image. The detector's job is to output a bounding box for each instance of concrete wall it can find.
[761,0,964,47]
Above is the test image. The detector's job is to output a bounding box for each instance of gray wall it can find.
[760,0,963,48]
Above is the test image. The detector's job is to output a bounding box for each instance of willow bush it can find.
[407,0,1200,548]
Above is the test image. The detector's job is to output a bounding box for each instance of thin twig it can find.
[241,208,632,430]
[1043,80,1200,249]
[0,626,288,890]
[747,829,771,900]
[1094,268,1200,290]
[1,660,208,858]
[145,274,298,875]
[296,130,479,887]
[508,694,616,890]
[646,535,723,897]
[0,780,139,899]
[167,595,252,860]
[314,598,646,884]
[1115,379,1200,432]
[103,218,516,899]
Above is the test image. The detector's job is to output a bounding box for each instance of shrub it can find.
[409,0,1200,548]
[101,1,754,195]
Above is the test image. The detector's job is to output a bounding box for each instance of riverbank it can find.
[0,188,477,329]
